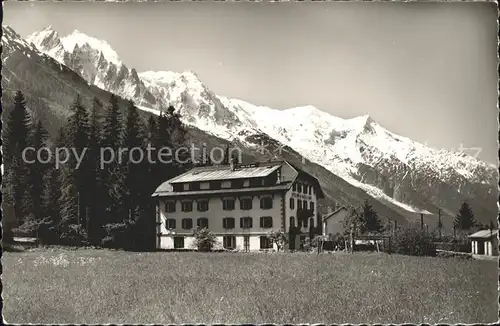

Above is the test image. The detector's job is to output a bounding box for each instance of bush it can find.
[267,229,287,251]
[393,227,436,256]
[60,224,89,247]
[331,233,346,250]
[101,222,134,249]
[193,227,217,252]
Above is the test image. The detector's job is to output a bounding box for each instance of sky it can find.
[3,1,498,164]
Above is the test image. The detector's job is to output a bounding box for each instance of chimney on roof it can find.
[230,156,237,171]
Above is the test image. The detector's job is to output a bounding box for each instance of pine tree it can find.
[362,200,383,233]
[26,120,50,222]
[43,127,65,226]
[42,127,65,244]
[101,94,125,225]
[3,90,32,163]
[122,100,147,215]
[3,90,33,225]
[87,97,106,242]
[453,202,476,231]
[342,206,366,236]
[102,94,122,149]
[59,96,91,240]
[145,114,159,192]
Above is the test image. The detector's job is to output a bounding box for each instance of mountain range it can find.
[2,25,498,231]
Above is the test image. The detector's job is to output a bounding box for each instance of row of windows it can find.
[289,216,315,228]
[289,198,314,211]
[172,178,271,193]
[172,235,273,250]
[165,216,274,230]
[292,182,313,195]
[165,197,273,213]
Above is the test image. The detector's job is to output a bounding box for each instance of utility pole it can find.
[86,206,90,236]
[420,213,424,230]
[350,222,354,254]
[438,208,442,240]
[77,191,81,227]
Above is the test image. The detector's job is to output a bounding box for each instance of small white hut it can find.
[468,229,498,256]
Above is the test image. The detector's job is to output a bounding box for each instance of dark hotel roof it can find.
[152,160,325,198]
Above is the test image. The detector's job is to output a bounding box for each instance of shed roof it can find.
[468,229,498,239]
[322,206,348,221]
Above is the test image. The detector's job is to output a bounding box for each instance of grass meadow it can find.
[1,248,498,324]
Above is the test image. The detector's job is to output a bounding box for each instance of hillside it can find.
[2,25,497,231]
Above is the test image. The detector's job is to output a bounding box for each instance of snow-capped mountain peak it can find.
[60,29,122,66]
[21,25,497,222]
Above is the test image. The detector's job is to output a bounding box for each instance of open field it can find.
[1,248,498,323]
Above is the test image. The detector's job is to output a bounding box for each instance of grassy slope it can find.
[2,249,497,324]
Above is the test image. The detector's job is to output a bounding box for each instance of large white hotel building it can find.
[152,160,325,251]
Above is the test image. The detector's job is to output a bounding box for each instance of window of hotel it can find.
[210,181,222,190]
[260,216,273,228]
[197,218,209,229]
[297,183,302,193]
[309,185,312,195]
[310,201,314,212]
[240,217,253,228]
[298,218,303,228]
[293,183,297,191]
[182,218,193,230]
[174,236,184,249]
[303,217,308,228]
[223,198,235,211]
[223,236,236,250]
[166,219,176,229]
[297,200,302,210]
[172,184,183,192]
[303,200,308,209]
[223,217,235,229]
[260,236,273,249]
[183,183,190,191]
[165,201,176,213]
[240,198,253,210]
[197,200,209,212]
[310,218,315,228]
[191,182,201,191]
[231,179,244,189]
[249,178,262,187]
[260,197,273,209]
[289,198,295,210]
[303,184,308,194]
[289,216,295,228]
[181,201,193,212]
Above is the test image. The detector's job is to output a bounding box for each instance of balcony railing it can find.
[297,207,314,220]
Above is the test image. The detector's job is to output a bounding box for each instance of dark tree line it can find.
[3,90,190,250]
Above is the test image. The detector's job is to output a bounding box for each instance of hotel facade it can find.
[152,160,325,251]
